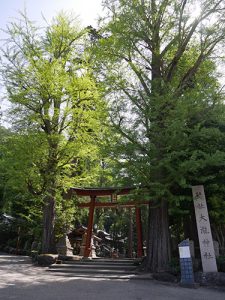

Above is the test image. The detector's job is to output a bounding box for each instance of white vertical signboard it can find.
[192,185,217,272]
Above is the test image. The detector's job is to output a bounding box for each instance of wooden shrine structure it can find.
[66,187,149,258]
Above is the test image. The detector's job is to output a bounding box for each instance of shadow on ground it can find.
[0,254,224,300]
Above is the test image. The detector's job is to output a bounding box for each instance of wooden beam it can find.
[84,196,95,258]
[70,187,136,197]
[77,201,149,208]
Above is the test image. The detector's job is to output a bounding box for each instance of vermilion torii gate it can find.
[67,187,149,258]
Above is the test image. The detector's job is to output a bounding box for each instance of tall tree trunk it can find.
[42,193,56,253]
[146,199,171,272]
[183,208,200,257]
[41,140,58,253]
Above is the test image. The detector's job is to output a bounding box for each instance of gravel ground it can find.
[0,254,224,300]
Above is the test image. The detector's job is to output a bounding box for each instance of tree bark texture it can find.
[42,194,56,253]
[41,140,58,254]
[146,199,171,272]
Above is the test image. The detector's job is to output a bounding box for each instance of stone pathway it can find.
[0,254,224,300]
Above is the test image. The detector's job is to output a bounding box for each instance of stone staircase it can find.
[47,258,139,279]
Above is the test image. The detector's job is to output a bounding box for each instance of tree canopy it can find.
[1,13,107,252]
[89,0,225,271]
[0,1,225,272]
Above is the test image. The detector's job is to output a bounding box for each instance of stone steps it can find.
[63,258,137,265]
[50,264,136,270]
[47,258,139,279]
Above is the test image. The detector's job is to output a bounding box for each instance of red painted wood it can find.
[84,196,96,258]
[70,187,135,197]
[78,201,149,208]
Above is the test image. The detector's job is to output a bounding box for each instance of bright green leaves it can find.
[91,1,225,214]
[0,12,109,243]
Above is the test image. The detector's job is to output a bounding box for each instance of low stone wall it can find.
[37,254,58,266]
[194,272,225,287]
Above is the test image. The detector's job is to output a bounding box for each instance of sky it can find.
[0,0,104,125]
[0,0,103,30]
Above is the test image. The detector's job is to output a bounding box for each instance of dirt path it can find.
[0,254,224,300]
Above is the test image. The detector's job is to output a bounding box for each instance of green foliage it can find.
[0,219,17,246]
[1,1,225,266]
[90,0,225,270]
[0,12,109,250]
[168,257,180,275]
[216,256,225,272]
[90,0,225,202]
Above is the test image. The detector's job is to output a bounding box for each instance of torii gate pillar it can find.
[84,195,96,258]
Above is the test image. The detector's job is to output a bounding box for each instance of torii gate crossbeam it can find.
[66,187,149,258]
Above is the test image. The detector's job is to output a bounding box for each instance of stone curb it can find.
[130,273,153,280]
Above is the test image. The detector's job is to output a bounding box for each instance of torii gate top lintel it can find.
[69,186,149,208]
[69,186,136,197]
[68,187,147,258]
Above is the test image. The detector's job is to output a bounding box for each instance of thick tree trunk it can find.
[41,141,58,254]
[146,199,171,272]
[42,195,56,253]
[183,208,200,257]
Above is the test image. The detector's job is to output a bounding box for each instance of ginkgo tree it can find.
[90,0,225,271]
[1,13,107,253]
